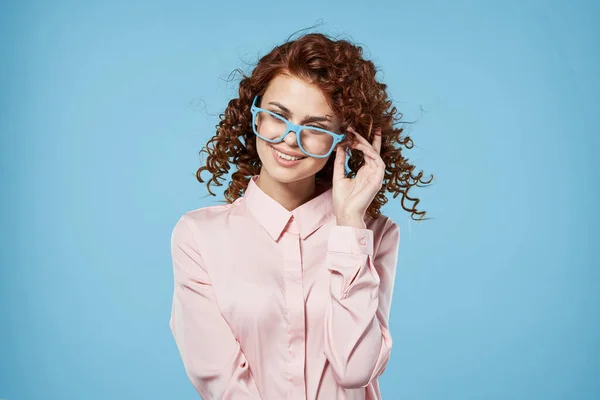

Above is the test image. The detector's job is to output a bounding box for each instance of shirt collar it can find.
[243,175,335,241]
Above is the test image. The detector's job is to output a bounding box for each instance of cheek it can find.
[256,139,269,161]
[307,154,331,173]
[258,138,273,154]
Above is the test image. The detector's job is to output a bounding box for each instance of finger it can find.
[347,128,385,167]
[351,142,386,170]
[373,128,382,154]
[332,144,346,181]
[347,127,371,146]
[348,127,379,155]
[350,142,380,161]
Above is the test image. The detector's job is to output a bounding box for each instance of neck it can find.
[255,170,323,212]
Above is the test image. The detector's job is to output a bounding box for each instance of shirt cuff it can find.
[327,225,374,256]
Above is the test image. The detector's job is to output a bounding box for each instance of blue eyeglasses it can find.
[250,96,352,176]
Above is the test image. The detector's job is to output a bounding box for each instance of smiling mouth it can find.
[270,145,307,160]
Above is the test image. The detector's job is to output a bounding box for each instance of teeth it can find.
[273,147,304,161]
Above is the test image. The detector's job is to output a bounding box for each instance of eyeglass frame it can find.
[250,95,352,176]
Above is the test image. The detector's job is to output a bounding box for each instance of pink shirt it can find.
[169,175,400,399]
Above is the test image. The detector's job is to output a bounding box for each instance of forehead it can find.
[262,74,334,117]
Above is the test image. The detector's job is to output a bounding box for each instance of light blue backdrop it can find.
[1,0,598,399]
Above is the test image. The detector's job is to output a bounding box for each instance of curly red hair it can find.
[196,32,434,221]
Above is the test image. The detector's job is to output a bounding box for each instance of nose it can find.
[282,129,300,149]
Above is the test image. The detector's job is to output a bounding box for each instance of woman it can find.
[169,32,433,400]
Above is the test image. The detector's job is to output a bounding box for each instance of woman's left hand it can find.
[332,127,385,228]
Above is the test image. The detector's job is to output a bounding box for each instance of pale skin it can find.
[332,126,383,229]
[255,74,384,229]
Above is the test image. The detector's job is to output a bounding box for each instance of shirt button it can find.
[359,237,367,246]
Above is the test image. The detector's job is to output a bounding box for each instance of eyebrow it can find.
[267,101,332,125]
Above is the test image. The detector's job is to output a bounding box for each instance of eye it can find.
[307,124,329,131]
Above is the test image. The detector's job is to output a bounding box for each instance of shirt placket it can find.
[281,216,307,400]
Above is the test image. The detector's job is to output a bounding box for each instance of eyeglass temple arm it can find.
[344,147,352,177]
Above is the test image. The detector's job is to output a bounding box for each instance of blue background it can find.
[1,0,598,399]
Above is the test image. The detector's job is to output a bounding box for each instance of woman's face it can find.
[255,74,341,184]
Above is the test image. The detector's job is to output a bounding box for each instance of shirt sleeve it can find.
[169,214,262,399]
[323,218,400,389]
